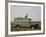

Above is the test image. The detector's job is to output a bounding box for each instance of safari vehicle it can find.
[12,14,41,29]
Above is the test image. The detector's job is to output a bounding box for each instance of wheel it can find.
[16,25,20,28]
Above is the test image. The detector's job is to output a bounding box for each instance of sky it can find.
[10,5,41,22]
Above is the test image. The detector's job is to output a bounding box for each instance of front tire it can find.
[16,25,20,28]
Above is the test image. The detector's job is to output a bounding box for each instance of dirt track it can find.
[11,27,41,31]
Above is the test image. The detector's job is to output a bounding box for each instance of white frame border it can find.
[8,2,44,35]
